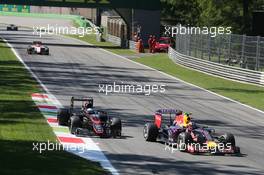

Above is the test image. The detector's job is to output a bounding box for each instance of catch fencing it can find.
[174,33,264,72]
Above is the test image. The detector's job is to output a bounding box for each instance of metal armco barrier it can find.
[106,34,128,48]
[168,47,264,86]
[107,34,121,46]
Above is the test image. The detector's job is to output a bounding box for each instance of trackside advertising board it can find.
[0,4,30,12]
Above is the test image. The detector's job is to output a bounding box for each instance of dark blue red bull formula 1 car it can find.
[143,109,240,155]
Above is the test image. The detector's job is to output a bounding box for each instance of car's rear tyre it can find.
[69,115,81,134]
[177,132,192,152]
[27,47,33,54]
[40,50,49,55]
[110,117,122,138]
[57,108,70,126]
[143,123,158,142]
[176,110,183,115]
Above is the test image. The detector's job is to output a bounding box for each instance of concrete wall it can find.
[107,34,121,46]
[101,15,110,28]
[107,16,127,38]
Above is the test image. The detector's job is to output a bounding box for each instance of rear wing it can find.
[155,109,183,126]
[70,97,93,108]
[156,109,182,115]
[33,41,42,45]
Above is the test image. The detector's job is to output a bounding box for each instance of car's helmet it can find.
[183,113,191,126]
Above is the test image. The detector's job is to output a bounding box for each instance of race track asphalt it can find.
[1,20,264,175]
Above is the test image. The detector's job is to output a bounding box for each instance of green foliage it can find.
[161,0,264,34]
[197,0,244,33]
[161,0,200,25]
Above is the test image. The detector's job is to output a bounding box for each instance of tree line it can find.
[161,0,264,34]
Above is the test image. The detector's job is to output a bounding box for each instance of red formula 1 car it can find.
[143,109,240,155]
[154,37,172,52]
[27,41,49,55]
[57,97,122,138]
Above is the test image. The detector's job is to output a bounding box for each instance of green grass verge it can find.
[0,39,107,175]
[134,54,264,111]
[68,34,136,55]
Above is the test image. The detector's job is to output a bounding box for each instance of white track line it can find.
[0,36,119,175]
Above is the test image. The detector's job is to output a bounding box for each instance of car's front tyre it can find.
[143,123,158,142]
[69,115,81,135]
[219,133,236,147]
[177,132,192,152]
[110,117,122,138]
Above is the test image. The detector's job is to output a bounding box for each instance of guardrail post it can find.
[189,34,192,56]
[175,35,178,50]
[181,34,183,53]
[194,34,197,57]
[185,34,188,55]
[208,34,211,61]
[180,34,183,53]
[256,36,260,71]
[228,34,232,66]
[201,34,204,59]
[177,34,180,52]
[216,36,222,63]
[241,35,246,68]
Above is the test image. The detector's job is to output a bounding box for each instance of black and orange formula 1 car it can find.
[57,97,122,138]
